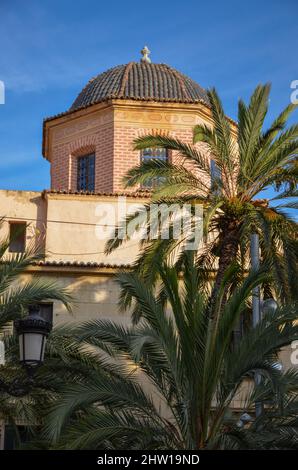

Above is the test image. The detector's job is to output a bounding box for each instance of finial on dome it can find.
[140,45,151,64]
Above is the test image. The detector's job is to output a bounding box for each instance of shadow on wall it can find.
[26,271,132,326]
[29,195,47,254]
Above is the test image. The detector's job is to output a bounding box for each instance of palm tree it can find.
[0,239,73,446]
[0,241,72,404]
[0,321,107,449]
[106,84,297,304]
[41,253,298,449]
[0,244,72,331]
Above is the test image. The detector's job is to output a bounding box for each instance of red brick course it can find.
[50,110,211,193]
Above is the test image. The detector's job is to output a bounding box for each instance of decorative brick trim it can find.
[68,135,97,156]
[136,128,172,138]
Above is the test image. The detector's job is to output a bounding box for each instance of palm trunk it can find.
[210,228,239,314]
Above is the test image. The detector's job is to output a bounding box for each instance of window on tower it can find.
[77,154,95,192]
[140,148,168,188]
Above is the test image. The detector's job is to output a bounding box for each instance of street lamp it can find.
[0,305,52,396]
[260,298,278,316]
[14,305,52,368]
[237,412,253,428]
[250,233,279,418]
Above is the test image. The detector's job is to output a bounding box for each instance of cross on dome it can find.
[140,45,151,63]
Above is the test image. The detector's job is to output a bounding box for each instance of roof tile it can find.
[70,62,209,112]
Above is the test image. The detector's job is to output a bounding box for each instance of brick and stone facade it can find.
[1,58,234,324]
[0,58,221,329]
[43,60,217,193]
[44,100,215,192]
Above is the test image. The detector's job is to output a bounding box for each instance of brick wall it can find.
[113,124,210,192]
[51,142,70,190]
[50,124,114,192]
[49,104,212,193]
[113,126,139,192]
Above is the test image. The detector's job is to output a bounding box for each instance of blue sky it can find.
[0,0,297,194]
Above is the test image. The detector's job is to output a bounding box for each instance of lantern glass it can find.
[14,305,52,368]
[261,298,278,315]
[19,331,46,367]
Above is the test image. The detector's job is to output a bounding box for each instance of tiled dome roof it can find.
[70,62,209,111]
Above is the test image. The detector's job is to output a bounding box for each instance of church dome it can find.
[70,61,209,112]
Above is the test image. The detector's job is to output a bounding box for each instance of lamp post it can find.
[250,233,260,329]
[250,234,278,418]
[250,233,263,417]
[0,305,52,396]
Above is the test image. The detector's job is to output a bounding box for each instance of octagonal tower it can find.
[42,48,214,193]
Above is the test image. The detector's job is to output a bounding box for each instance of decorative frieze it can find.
[114,107,204,129]
[52,110,113,144]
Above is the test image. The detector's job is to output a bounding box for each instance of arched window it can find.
[140,148,168,188]
[77,153,95,191]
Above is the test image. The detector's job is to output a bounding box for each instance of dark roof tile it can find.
[30,260,131,269]
[69,62,209,112]
[42,189,151,198]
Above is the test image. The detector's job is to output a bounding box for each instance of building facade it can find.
[0,49,296,447]
[1,50,218,326]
